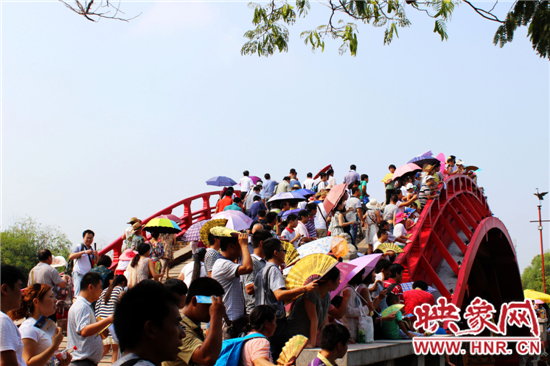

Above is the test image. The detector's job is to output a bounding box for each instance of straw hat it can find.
[366,199,378,210]
[210,226,239,238]
[132,222,144,234]
[200,219,228,246]
[127,217,140,224]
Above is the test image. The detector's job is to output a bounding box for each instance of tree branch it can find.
[462,0,504,23]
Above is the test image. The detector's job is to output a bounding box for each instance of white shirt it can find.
[303,178,315,190]
[113,353,156,366]
[240,177,253,192]
[180,262,207,288]
[0,311,26,366]
[327,176,337,186]
[68,296,104,363]
[345,196,362,222]
[295,221,310,239]
[19,317,53,354]
[374,232,397,243]
[72,243,95,276]
[314,203,328,230]
[318,181,327,191]
[401,186,408,197]
[393,223,407,238]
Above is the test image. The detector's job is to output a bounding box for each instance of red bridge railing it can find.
[99,190,241,268]
[396,175,491,300]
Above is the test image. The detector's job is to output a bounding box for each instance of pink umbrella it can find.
[392,163,422,181]
[436,153,446,173]
[323,183,348,214]
[331,254,383,299]
[212,210,253,231]
[156,214,182,224]
[250,176,262,185]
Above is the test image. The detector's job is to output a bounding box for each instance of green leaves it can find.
[493,1,550,60]
[433,19,448,41]
[243,0,455,56]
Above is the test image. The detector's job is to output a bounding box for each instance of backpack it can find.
[213,333,265,366]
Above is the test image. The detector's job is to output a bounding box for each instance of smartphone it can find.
[196,295,214,304]
[34,315,48,329]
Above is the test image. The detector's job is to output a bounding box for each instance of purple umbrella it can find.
[268,192,306,202]
[331,254,383,299]
[212,210,253,231]
[281,209,302,220]
[249,176,262,185]
[182,219,209,242]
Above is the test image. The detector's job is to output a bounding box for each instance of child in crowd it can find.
[381,294,423,339]
[309,323,350,366]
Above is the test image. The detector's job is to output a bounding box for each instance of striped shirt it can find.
[95,286,124,319]
[306,218,316,238]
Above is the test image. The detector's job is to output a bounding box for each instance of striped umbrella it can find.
[143,218,181,234]
[183,220,209,242]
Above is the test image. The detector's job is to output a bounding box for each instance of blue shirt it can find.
[263,179,278,197]
[249,201,267,221]
[224,203,242,212]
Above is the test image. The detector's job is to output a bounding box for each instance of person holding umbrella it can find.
[215,187,234,214]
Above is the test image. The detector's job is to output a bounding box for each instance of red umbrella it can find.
[323,183,348,214]
[392,163,421,181]
[314,164,333,179]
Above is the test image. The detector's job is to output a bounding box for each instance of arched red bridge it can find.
[99,175,526,356]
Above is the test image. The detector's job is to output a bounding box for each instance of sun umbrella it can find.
[524,289,550,303]
[401,282,437,294]
[268,192,306,202]
[182,219,209,242]
[144,218,182,234]
[392,163,422,181]
[331,254,383,299]
[435,153,446,174]
[314,164,333,180]
[249,176,262,185]
[381,304,405,317]
[297,237,333,258]
[323,183,348,214]
[211,210,253,231]
[408,152,440,168]
[281,209,302,220]
[157,214,182,224]
[206,176,237,187]
[293,189,315,198]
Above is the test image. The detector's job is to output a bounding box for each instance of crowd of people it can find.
[2,158,490,366]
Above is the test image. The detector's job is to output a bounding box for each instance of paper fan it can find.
[199,219,228,245]
[277,335,308,365]
[377,243,404,254]
[285,254,338,299]
[331,236,349,259]
[282,241,299,266]
[381,304,404,317]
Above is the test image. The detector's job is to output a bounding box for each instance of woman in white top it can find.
[126,243,161,288]
[178,247,207,288]
[9,284,70,366]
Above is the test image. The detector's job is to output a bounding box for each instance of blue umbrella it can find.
[206,176,237,187]
[407,152,439,167]
[281,209,302,220]
[293,189,315,197]
[268,192,306,202]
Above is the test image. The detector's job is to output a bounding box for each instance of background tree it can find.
[521,251,550,293]
[1,216,72,280]
[241,0,550,59]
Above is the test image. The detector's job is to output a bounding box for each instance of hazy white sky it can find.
[2,1,548,274]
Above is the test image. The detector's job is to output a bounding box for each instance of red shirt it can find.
[404,289,435,325]
[383,278,404,304]
[216,196,232,213]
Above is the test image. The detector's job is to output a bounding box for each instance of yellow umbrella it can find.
[524,289,550,303]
